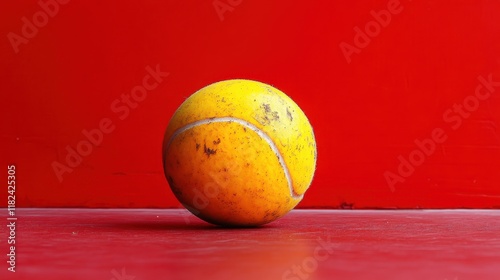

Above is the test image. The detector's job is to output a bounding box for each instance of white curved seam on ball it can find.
[167,117,302,200]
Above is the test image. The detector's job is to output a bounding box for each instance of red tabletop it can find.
[2,209,500,280]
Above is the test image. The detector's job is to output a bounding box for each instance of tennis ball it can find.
[162,79,316,226]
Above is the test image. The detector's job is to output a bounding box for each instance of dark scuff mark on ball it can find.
[204,143,217,156]
[286,108,293,121]
[272,111,279,120]
[265,87,277,95]
[258,103,280,125]
[213,138,221,145]
[196,143,200,151]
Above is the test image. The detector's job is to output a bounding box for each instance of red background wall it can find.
[2,0,500,209]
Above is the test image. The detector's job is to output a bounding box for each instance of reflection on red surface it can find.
[3,209,500,280]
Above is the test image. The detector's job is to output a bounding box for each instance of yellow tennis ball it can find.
[162,79,317,226]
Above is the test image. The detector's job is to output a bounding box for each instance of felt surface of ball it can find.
[163,79,317,226]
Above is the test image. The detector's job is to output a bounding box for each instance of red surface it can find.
[2,209,500,280]
[2,0,500,208]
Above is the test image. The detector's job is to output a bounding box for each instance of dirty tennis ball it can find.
[162,79,317,227]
